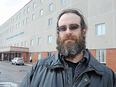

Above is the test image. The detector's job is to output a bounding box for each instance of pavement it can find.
[24,63,33,66]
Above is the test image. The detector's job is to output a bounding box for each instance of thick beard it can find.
[56,32,86,60]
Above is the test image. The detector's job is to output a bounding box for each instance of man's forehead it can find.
[58,13,81,26]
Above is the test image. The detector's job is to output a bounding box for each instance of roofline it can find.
[0,46,29,49]
[0,50,29,53]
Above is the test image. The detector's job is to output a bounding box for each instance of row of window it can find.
[0,23,105,38]
[0,0,66,31]
[96,49,106,63]
[30,51,51,61]
[29,49,107,63]
[0,3,54,37]
[0,15,53,37]
[0,35,52,48]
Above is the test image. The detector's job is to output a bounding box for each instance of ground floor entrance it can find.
[0,46,29,63]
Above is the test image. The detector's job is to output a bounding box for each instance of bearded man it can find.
[19,9,116,87]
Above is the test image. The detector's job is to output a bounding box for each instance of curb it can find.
[24,63,33,66]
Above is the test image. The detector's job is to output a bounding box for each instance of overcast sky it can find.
[0,0,30,26]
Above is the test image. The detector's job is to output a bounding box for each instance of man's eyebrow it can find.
[59,23,80,27]
[59,25,66,27]
[69,23,80,25]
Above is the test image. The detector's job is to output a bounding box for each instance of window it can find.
[17,43,19,47]
[25,41,27,47]
[40,0,43,3]
[48,35,52,43]
[19,13,21,18]
[33,2,36,8]
[40,9,43,16]
[30,39,33,45]
[32,14,35,20]
[38,52,41,60]
[13,18,15,22]
[48,52,51,57]
[26,18,29,23]
[12,26,14,30]
[48,18,52,26]
[61,0,66,5]
[21,42,23,47]
[19,22,21,27]
[49,3,53,11]
[24,10,26,15]
[17,15,19,20]
[96,23,105,35]
[23,20,25,25]
[11,20,12,24]
[16,24,18,29]
[14,43,16,46]
[30,53,33,63]
[38,38,41,44]
[10,28,12,32]
[27,7,30,12]
[96,49,106,63]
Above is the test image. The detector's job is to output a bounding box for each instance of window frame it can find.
[48,52,51,57]
[48,35,52,43]
[24,9,26,15]
[26,17,29,23]
[40,0,43,3]
[19,22,21,27]
[38,37,41,44]
[61,0,66,5]
[25,41,27,47]
[96,49,106,64]
[21,42,23,47]
[40,9,43,16]
[32,14,35,20]
[27,7,30,12]
[38,52,41,60]
[96,23,105,36]
[49,3,53,11]
[30,39,33,46]
[23,20,25,25]
[48,18,52,26]
[33,2,36,8]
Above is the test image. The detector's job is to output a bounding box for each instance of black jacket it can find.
[19,49,116,87]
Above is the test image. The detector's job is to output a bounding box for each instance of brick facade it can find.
[32,52,38,63]
[51,51,57,56]
[24,50,116,72]
[89,49,116,72]
[106,49,116,72]
[89,49,96,58]
[41,52,48,59]
[29,51,57,63]
[23,53,26,63]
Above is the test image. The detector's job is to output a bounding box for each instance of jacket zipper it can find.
[73,69,104,86]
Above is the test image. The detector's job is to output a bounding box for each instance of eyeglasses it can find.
[57,24,81,32]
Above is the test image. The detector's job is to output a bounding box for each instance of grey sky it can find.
[0,0,30,26]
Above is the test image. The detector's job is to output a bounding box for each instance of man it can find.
[20,9,116,87]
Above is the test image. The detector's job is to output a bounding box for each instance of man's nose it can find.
[65,28,72,36]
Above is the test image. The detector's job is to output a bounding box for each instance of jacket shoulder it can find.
[101,63,115,76]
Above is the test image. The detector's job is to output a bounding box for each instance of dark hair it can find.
[57,9,87,31]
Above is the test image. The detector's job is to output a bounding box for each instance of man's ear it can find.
[83,28,87,37]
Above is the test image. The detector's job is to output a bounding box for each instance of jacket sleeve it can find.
[19,61,39,87]
[114,72,116,87]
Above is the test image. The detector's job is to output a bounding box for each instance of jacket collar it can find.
[46,49,104,75]
[85,49,104,75]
